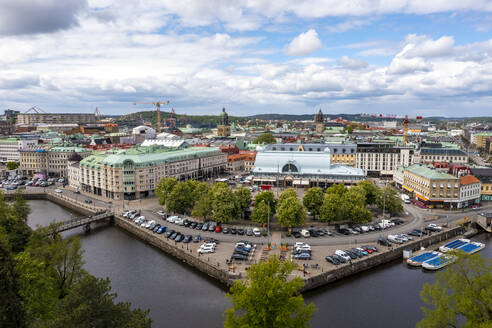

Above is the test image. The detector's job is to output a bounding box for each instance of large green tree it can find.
[41,275,151,328]
[224,256,315,328]
[319,193,343,222]
[325,183,347,196]
[12,190,31,222]
[277,188,298,208]
[166,182,194,214]
[212,184,237,223]
[418,251,492,328]
[276,196,306,227]
[6,161,19,171]
[254,191,276,216]
[357,180,381,205]
[250,201,270,225]
[302,187,323,220]
[0,192,32,253]
[0,234,27,328]
[253,133,276,145]
[234,187,252,219]
[191,181,211,205]
[155,177,178,206]
[191,192,213,220]
[376,186,403,216]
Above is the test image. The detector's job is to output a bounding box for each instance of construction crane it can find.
[25,106,46,114]
[132,101,169,133]
[165,108,176,129]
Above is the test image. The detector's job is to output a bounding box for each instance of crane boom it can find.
[133,101,169,133]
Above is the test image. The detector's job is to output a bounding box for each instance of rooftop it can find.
[459,175,480,185]
[405,164,458,180]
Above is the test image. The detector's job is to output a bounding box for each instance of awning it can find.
[402,185,413,192]
[255,178,276,182]
[416,194,429,201]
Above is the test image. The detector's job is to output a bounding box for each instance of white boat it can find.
[439,239,471,253]
[457,241,485,254]
[422,255,455,271]
[406,251,442,267]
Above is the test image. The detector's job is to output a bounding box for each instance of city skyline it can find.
[1,1,492,117]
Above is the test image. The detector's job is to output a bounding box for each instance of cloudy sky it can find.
[1,0,492,117]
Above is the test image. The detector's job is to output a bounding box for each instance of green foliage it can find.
[224,256,315,328]
[12,190,30,222]
[40,275,151,328]
[254,191,276,216]
[191,192,213,220]
[357,180,381,205]
[0,192,32,253]
[250,201,270,224]
[302,187,324,220]
[166,182,194,214]
[418,251,492,328]
[376,186,403,215]
[6,161,19,170]
[155,177,178,206]
[0,233,27,328]
[325,183,347,196]
[212,184,237,223]
[234,187,251,219]
[253,133,276,144]
[191,181,211,204]
[277,188,297,208]
[319,185,371,223]
[276,196,306,227]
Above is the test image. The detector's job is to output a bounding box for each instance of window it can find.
[282,163,298,173]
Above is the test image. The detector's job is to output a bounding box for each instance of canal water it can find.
[27,200,491,328]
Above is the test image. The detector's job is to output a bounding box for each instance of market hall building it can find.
[251,144,365,188]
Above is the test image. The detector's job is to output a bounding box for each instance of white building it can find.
[0,138,38,162]
[356,143,413,178]
[459,175,481,208]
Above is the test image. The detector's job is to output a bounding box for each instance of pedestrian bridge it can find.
[52,211,114,234]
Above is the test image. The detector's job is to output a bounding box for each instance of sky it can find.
[1,1,492,118]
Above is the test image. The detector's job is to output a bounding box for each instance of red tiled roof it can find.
[460,175,480,185]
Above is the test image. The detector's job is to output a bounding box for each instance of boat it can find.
[457,241,485,254]
[422,255,455,271]
[406,251,442,267]
[439,239,470,252]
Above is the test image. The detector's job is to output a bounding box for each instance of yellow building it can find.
[470,168,492,201]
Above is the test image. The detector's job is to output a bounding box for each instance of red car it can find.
[361,247,373,254]
[215,226,222,233]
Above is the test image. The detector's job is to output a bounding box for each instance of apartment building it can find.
[16,113,96,125]
[458,175,481,208]
[414,148,468,164]
[226,151,257,173]
[356,143,413,178]
[20,146,91,177]
[326,143,357,166]
[0,138,38,162]
[78,146,227,200]
[402,164,460,208]
[469,168,492,202]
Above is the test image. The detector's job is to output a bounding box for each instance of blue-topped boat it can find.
[439,239,470,253]
[422,255,455,271]
[406,251,442,267]
[457,241,485,254]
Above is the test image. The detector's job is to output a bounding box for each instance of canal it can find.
[27,200,492,328]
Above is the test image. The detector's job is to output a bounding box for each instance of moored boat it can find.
[439,239,470,253]
[422,255,455,271]
[457,241,485,254]
[406,251,441,267]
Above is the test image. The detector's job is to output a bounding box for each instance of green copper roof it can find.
[49,146,90,153]
[80,146,222,169]
[406,164,458,180]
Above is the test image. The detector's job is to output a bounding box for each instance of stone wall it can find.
[301,226,465,292]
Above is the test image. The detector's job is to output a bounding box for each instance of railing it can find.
[53,211,113,233]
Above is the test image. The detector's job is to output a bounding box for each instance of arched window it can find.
[282,164,298,173]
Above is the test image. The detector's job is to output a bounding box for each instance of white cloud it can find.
[326,18,375,33]
[337,56,368,69]
[285,29,322,56]
[400,35,455,58]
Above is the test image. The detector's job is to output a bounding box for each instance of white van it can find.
[401,194,411,204]
[300,229,310,237]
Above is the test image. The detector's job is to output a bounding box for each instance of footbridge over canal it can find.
[51,211,114,234]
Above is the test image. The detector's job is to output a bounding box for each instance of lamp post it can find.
[267,200,270,237]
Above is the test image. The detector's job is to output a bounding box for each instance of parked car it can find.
[237,228,245,235]
[253,227,261,237]
[378,236,392,247]
[300,229,310,237]
[325,256,340,265]
[193,235,201,243]
[222,227,230,234]
[294,253,311,260]
[335,250,351,261]
[231,253,249,261]
[175,234,185,242]
[157,226,167,234]
[196,223,203,230]
[292,231,301,238]
[230,227,237,235]
[215,226,222,233]
[246,228,253,236]
[332,254,347,264]
[84,199,93,204]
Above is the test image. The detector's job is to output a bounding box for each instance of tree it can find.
[41,275,152,328]
[6,161,19,171]
[212,185,237,223]
[166,182,194,214]
[376,186,403,216]
[0,194,32,253]
[319,193,343,222]
[224,256,315,328]
[254,191,276,216]
[350,206,372,223]
[276,196,306,227]
[357,180,381,205]
[345,124,354,134]
[11,190,30,222]
[418,251,492,328]
[277,188,297,208]
[250,201,270,225]
[325,183,347,196]
[155,177,178,206]
[0,233,27,328]
[234,187,251,219]
[191,192,213,220]
[302,188,323,220]
[253,133,276,145]
[191,181,211,205]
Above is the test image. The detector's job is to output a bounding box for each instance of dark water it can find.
[27,200,491,328]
